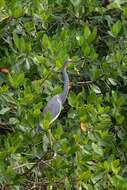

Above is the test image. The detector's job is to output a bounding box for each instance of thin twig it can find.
[47,21,58,33]
[77,80,93,84]
[26,179,65,186]
[13,162,35,170]
[30,184,36,190]
[40,66,55,86]
[0,122,13,132]
[71,74,105,86]
[21,151,55,176]
[38,159,55,170]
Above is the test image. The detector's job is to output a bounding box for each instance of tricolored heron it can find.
[38,60,72,130]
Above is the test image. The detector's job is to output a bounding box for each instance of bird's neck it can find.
[60,67,69,104]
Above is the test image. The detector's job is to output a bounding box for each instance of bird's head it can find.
[63,59,72,69]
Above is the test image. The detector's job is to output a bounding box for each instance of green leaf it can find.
[13,5,23,18]
[25,42,32,53]
[0,85,8,94]
[92,172,105,184]
[91,84,101,94]
[70,0,81,7]
[41,112,53,129]
[43,134,49,152]
[82,43,90,56]
[13,33,26,52]
[8,73,24,88]
[88,27,97,43]
[0,107,10,115]
[54,124,63,139]
[76,35,84,46]
[110,175,127,189]
[84,25,91,39]
[79,170,91,181]
[92,143,103,156]
[107,1,122,10]
[65,178,71,189]
[111,159,120,175]
[20,37,26,52]
[108,78,117,86]
[25,58,30,70]
[68,92,77,107]
[123,7,127,17]
[111,20,122,36]
[42,34,51,49]
[33,103,42,116]
[0,0,5,8]
[9,118,19,125]
[13,32,20,50]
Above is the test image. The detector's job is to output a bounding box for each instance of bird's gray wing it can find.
[42,95,62,124]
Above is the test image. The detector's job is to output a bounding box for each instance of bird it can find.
[38,60,72,131]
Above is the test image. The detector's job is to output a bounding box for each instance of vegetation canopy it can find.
[0,0,127,189]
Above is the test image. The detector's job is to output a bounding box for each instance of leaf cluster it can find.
[0,0,127,189]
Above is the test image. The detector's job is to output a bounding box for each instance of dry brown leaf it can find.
[80,122,88,132]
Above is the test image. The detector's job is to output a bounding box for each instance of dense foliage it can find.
[0,0,127,189]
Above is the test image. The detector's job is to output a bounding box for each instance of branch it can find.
[0,122,13,132]
[40,66,55,86]
[13,162,35,170]
[21,151,56,176]
[71,74,105,86]
[76,80,93,85]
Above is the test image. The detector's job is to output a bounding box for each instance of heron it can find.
[38,60,72,131]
